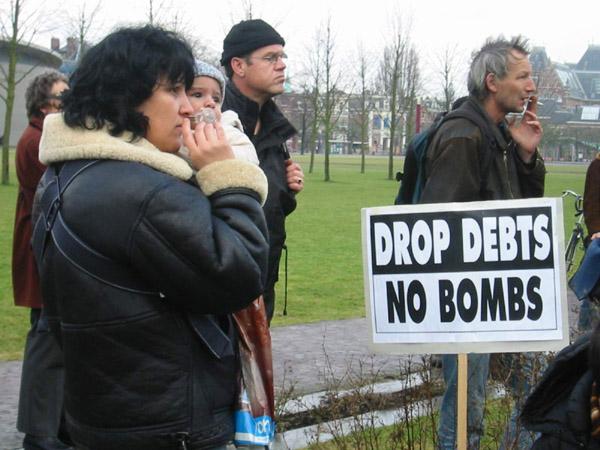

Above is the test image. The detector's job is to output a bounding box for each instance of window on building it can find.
[592,78,600,97]
[373,115,382,128]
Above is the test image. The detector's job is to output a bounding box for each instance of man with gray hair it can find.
[420,36,545,449]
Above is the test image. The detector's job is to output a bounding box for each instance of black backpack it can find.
[394,100,497,205]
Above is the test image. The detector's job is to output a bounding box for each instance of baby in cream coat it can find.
[180,60,259,166]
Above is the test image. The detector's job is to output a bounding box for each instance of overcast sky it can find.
[31,0,600,95]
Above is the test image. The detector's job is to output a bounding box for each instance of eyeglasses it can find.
[249,52,288,65]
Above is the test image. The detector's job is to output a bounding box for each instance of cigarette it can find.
[527,96,543,106]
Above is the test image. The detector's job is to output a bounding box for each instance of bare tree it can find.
[295,81,318,168]
[225,0,258,28]
[239,0,254,20]
[146,0,217,63]
[66,0,102,61]
[319,17,349,182]
[378,13,420,180]
[298,26,323,174]
[147,0,170,26]
[0,0,45,185]
[298,19,348,179]
[352,42,374,174]
[307,86,320,174]
[403,47,421,144]
[436,44,461,111]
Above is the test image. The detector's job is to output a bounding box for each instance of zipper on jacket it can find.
[172,432,190,449]
[502,148,514,199]
[170,312,191,449]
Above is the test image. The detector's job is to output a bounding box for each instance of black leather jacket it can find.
[222,81,297,291]
[522,335,600,449]
[33,116,269,449]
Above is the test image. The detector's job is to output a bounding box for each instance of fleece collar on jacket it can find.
[40,113,194,180]
[39,113,268,204]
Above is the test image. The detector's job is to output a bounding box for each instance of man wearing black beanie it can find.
[221,19,304,324]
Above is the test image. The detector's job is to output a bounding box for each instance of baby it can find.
[180,60,259,166]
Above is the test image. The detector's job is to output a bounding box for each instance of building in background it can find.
[273,45,600,161]
[0,40,62,146]
[532,45,600,161]
[7,38,595,159]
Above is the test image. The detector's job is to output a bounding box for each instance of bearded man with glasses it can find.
[221,19,304,324]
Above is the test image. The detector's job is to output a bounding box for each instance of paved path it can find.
[0,292,581,450]
[0,317,407,450]
[0,362,22,450]
[271,318,412,396]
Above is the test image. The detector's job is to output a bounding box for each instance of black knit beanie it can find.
[220,19,285,67]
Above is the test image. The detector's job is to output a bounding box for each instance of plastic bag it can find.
[233,297,275,446]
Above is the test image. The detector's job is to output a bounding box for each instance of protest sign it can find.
[362,198,569,354]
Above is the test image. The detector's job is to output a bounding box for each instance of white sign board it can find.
[362,198,569,354]
[581,106,600,121]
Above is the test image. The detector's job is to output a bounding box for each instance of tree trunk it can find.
[308,114,318,174]
[2,35,18,185]
[324,125,330,182]
[360,100,368,174]
[360,144,366,174]
[388,99,398,180]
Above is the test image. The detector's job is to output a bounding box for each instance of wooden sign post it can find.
[457,353,468,450]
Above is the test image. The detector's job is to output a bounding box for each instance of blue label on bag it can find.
[234,410,275,446]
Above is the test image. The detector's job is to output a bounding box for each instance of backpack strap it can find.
[411,113,453,203]
[32,160,99,276]
[394,131,426,205]
[440,108,498,197]
[31,160,233,359]
[32,160,157,295]
[187,314,234,359]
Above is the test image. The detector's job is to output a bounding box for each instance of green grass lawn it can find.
[0,152,29,360]
[0,153,588,359]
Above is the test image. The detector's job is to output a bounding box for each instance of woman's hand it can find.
[591,232,600,240]
[182,118,234,170]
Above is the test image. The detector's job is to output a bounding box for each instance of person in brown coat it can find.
[584,155,600,241]
[12,70,70,450]
[578,155,600,333]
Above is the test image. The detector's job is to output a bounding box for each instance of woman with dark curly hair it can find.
[32,25,269,450]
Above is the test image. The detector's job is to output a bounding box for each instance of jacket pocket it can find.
[62,311,190,429]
